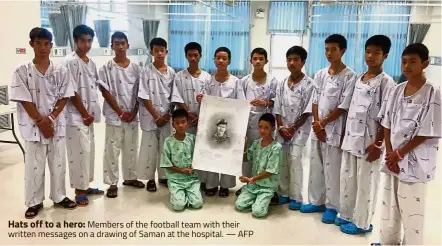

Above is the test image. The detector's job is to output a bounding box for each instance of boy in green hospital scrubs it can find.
[160,109,203,211]
[235,113,282,218]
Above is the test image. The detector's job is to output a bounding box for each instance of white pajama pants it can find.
[103,123,139,185]
[187,126,207,183]
[308,139,342,210]
[380,174,426,245]
[339,151,380,229]
[138,125,171,181]
[279,144,304,202]
[206,172,236,189]
[66,125,95,190]
[24,138,67,207]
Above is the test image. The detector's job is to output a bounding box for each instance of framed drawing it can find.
[192,95,251,176]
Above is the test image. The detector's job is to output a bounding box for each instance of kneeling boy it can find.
[235,113,282,218]
[160,109,203,211]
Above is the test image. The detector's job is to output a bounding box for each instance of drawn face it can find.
[216,124,227,136]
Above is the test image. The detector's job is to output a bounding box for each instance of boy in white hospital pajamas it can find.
[171,42,211,190]
[196,47,246,197]
[273,46,314,209]
[10,28,77,218]
[236,48,277,197]
[338,35,395,234]
[99,32,143,198]
[300,34,357,225]
[379,43,441,245]
[138,37,176,192]
[63,25,104,206]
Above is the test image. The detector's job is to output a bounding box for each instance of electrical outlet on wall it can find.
[104,48,112,56]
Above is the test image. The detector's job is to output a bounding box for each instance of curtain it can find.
[306,2,410,80]
[268,1,307,34]
[143,20,160,65]
[60,4,88,50]
[409,23,431,44]
[398,23,430,83]
[360,4,410,81]
[94,20,110,48]
[306,5,359,77]
[169,1,250,77]
[49,13,69,47]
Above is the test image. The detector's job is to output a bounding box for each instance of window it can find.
[168,1,250,77]
[85,0,129,48]
[269,34,309,81]
[40,1,57,28]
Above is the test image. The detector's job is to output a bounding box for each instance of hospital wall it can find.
[0,1,440,88]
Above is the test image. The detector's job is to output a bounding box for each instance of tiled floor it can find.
[0,121,440,245]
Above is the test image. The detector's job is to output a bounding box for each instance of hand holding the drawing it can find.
[188,112,198,126]
[250,99,267,107]
[196,94,204,104]
[181,167,194,174]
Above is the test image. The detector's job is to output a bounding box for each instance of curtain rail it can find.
[311,14,441,17]
[312,3,442,7]
[311,20,441,23]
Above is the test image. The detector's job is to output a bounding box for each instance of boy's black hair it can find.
[251,47,268,60]
[172,108,189,121]
[286,46,308,62]
[150,37,167,50]
[365,35,391,54]
[214,47,231,60]
[111,31,128,43]
[73,24,95,41]
[259,113,276,128]
[185,42,202,55]
[402,43,429,62]
[325,34,347,50]
[29,27,52,42]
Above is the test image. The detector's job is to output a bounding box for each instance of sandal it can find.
[270,192,279,206]
[106,187,118,198]
[235,187,243,196]
[158,178,168,187]
[146,180,157,192]
[200,182,207,192]
[86,188,104,195]
[205,187,218,197]
[219,187,229,198]
[75,195,89,206]
[25,203,43,219]
[123,180,145,189]
[54,197,77,209]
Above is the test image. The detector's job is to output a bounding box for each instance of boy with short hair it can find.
[10,27,77,218]
[235,113,282,218]
[273,46,314,209]
[63,24,104,206]
[196,47,246,197]
[171,42,211,190]
[338,35,396,234]
[235,48,278,196]
[160,109,203,211]
[138,37,176,192]
[300,34,357,225]
[379,43,440,245]
[99,32,143,198]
